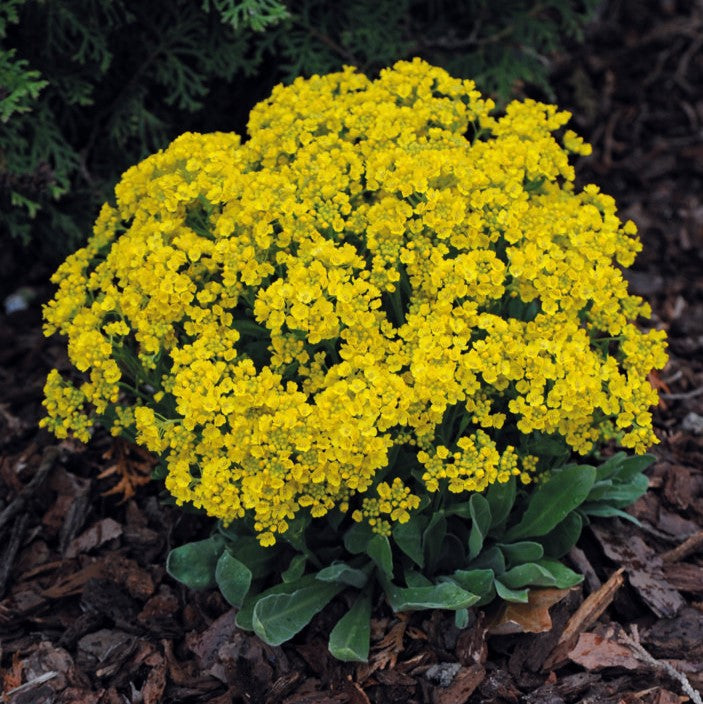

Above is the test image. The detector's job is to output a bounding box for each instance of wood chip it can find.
[64,518,123,558]
[41,560,106,600]
[663,465,697,510]
[663,562,703,593]
[431,663,486,704]
[592,524,687,618]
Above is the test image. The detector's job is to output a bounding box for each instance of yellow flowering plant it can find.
[41,59,667,659]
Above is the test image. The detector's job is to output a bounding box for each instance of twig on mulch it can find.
[1,671,59,701]
[661,530,703,563]
[624,626,703,704]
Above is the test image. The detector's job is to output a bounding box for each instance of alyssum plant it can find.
[41,59,667,660]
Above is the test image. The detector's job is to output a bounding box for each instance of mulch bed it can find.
[2,1,703,701]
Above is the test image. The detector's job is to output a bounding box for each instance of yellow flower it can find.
[41,59,666,545]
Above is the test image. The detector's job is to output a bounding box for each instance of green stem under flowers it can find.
[388,285,405,326]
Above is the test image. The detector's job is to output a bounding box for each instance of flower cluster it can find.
[42,59,667,545]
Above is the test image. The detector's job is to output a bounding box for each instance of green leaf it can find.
[444,500,472,518]
[386,582,480,612]
[587,479,615,502]
[367,534,394,580]
[539,512,583,559]
[438,532,466,573]
[504,465,596,541]
[494,579,529,603]
[281,514,323,568]
[252,582,343,646]
[529,434,570,464]
[423,513,447,574]
[230,535,279,579]
[344,522,374,554]
[392,515,426,567]
[450,568,495,601]
[216,519,239,541]
[229,318,271,338]
[536,559,584,589]
[455,608,469,629]
[500,563,557,589]
[282,514,311,554]
[316,562,370,589]
[588,473,649,507]
[281,554,307,583]
[404,568,433,588]
[618,454,655,481]
[468,493,492,560]
[236,574,319,631]
[215,551,252,607]
[316,545,345,564]
[328,591,372,662]
[498,541,544,567]
[579,504,642,525]
[486,477,516,529]
[467,545,506,575]
[326,509,346,532]
[166,535,224,590]
[595,452,627,481]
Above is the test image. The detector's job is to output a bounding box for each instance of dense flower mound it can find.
[42,59,667,546]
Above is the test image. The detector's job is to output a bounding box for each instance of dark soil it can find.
[2,1,703,702]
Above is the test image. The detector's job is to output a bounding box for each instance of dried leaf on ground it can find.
[99,438,157,502]
[568,625,646,672]
[368,613,409,672]
[487,588,574,636]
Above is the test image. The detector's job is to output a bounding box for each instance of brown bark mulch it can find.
[2,1,703,701]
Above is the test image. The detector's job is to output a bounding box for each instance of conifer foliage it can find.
[1,0,599,253]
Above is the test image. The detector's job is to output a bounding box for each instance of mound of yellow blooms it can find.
[42,59,667,546]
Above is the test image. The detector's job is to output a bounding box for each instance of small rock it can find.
[4,287,36,315]
[425,662,461,687]
[682,412,703,435]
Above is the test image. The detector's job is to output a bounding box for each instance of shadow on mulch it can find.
[2,1,703,702]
